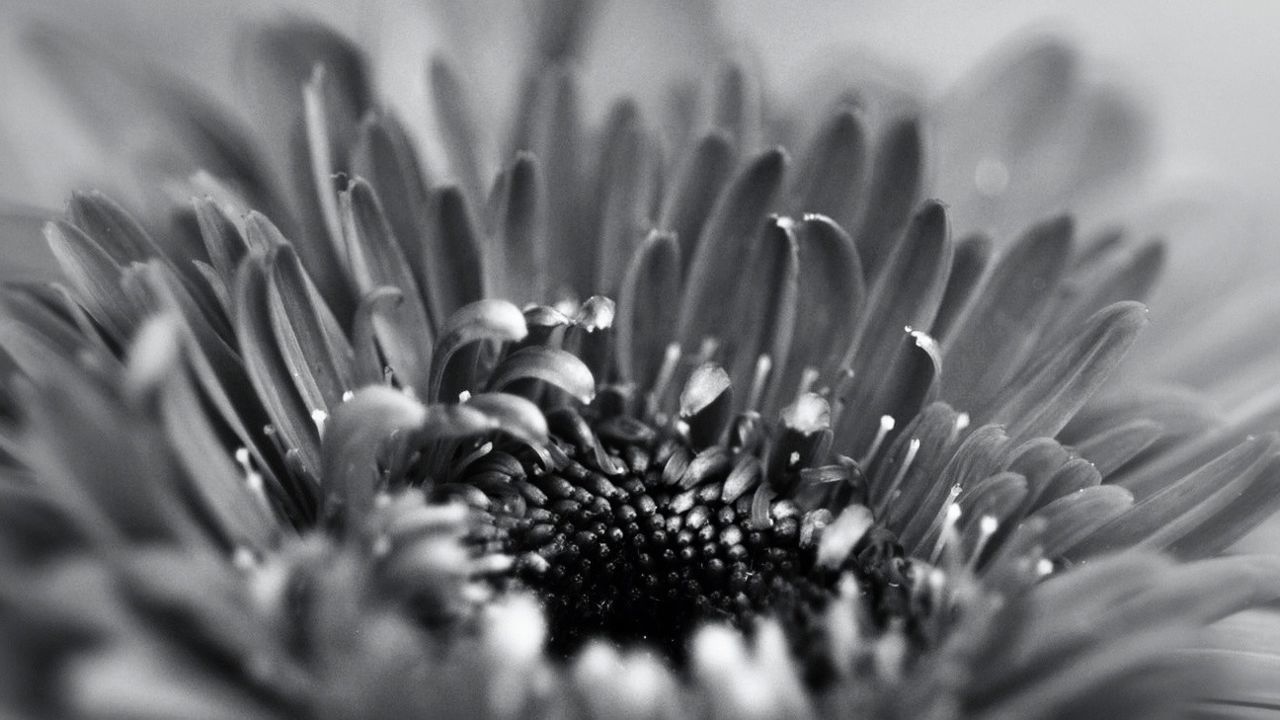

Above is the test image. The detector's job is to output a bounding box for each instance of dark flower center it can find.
[461,407,924,663]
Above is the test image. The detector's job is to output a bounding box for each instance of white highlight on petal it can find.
[746,354,773,411]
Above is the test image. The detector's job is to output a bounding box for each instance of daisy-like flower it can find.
[2,2,1280,719]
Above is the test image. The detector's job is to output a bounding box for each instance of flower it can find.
[2,2,1280,719]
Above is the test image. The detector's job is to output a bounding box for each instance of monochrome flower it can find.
[1,3,1278,718]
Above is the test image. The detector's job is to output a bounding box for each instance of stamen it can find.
[746,354,773,411]
[928,497,963,566]
[827,367,855,427]
[310,409,329,437]
[968,515,999,569]
[873,437,920,518]
[342,390,355,402]
[234,447,272,514]
[697,337,720,365]
[232,546,257,570]
[649,343,683,414]
[861,415,896,467]
[797,366,820,398]
[1036,557,1055,577]
[458,389,473,403]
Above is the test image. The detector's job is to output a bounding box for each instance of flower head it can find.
[2,3,1280,719]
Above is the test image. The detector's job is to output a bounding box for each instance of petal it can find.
[942,216,1074,414]
[428,299,528,403]
[1032,484,1133,559]
[930,233,992,345]
[1067,434,1278,558]
[340,178,434,391]
[462,392,550,447]
[710,60,762,151]
[676,148,787,354]
[350,110,435,318]
[834,201,951,454]
[526,68,587,296]
[899,423,1010,555]
[266,245,356,412]
[423,186,487,319]
[679,363,733,450]
[428,55,487,201]
[591,100,656,296]
[141,317,278,550]
[771,215,864,411]
[657,131,736,277]
[232,254,321,482]
[487,152,548,304]
[729,217,799,413]
[616,231,681,389]
[983,301,1148,441]
[850,117,923,279]
[487,346,596,405]
[1072,419,1164,477]
[869,401,963,522]
[788,110,867,232]
[320,386,429,531]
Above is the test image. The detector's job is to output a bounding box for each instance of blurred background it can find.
[3,0,1278,290]
[1,0,1277,369]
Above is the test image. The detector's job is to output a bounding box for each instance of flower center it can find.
[463,407,923,663]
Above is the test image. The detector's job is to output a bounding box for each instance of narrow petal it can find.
[591,100,655,296]
[350,110,435,318]
[462,392,550,447]
[983,301,1148,441]
[1072,419,1163,477]
[266,245,356,412]
[428,56,487,202]
[487,346,596,405]
[321,386,429,531]
[616,231,681,389]
[789,110,866,231]
[851,117,923,278]
[1032,484,1133,559]
[930,233,992,345]
[1067,434,1278,558]
[340,178,434,391]
[772,216,864,410]
[424,186,487,318]
[488,153,548,305]
[835,201,951,455]
[232,254,320,481]
[942,216,1074,414]
[428,299,528,403]
[676,148,787,354]
[657,131,736,277]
